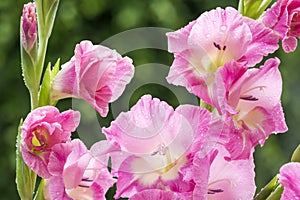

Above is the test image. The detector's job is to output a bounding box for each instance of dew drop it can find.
[220,25,227,31]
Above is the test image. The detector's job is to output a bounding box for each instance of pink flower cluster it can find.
[20,1,300,199]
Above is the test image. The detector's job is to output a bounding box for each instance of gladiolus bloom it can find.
[20,106,80,178]
[46,139,115,200]
[101,95,223,199]
[166,7,278,103]
[51,40,134,117]
[214,58,288,159]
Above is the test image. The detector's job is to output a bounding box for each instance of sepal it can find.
[238,0,273,19]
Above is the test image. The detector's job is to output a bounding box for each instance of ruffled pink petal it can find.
[282,36,298,52]
[175,105,225,156]
[241,18,279,66]
[207,145,256,200]
[48,139,87,177]
[192,150,217,200]
[46,177,72,200]
[110,56,135,102]
[279,162,300,199]
[260,0,289,38]
[102,95,182,155]
[188,7,252,67]
[167,20,196,53]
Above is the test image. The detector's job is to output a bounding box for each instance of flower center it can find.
[31,126,49,151]
[151,144,176,174]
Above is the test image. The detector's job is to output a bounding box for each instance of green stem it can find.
[29,86,39,110]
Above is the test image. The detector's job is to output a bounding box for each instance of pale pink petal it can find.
[167,20,197,53]
[188,7,252,67]
[229,58,282,112]
[166,50,211,104]
[261,0,289,38]
[282,36,298,52]
[192,150,217,200]
[45,177,72,200]
[176,105,225,156]
[102,95,182,155]
[279,162,300,199]
[207,145,256,200]
[48,139,87,176]
[241,18,279,66]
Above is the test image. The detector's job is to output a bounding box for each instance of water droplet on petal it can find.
[220,25,227,31]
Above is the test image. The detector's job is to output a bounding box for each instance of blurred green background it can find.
[1,0,300,199]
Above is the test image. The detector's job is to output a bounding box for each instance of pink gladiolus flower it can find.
[261,0,300,52]
[166,7,278,103]
[51,40,134,117]
[214,58,288,159]
[279,162,300,199]
[193,144,256,200]
[101,95,222,199]
[46,139,115,200]
[21,2,37,53]
[20,106,80,178]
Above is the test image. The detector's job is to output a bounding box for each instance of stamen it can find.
[213,42,221,50]
[240,95,259,101]
[223,45,226,51]
[208,189,224,194]
[151,144,167,156]
[81,178,93,182]
[78,184,90,188]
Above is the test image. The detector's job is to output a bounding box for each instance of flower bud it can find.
[21,2,37,53]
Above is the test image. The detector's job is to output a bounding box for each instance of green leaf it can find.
[38,58,60,106]
[34,179,45,200]
[38,62,51,107]
[44,0,60,39]
[239,0,273,19]
[16,119,37,200]
[35,0,60,40]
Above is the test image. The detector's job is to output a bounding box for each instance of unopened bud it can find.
[21,2,37,53]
